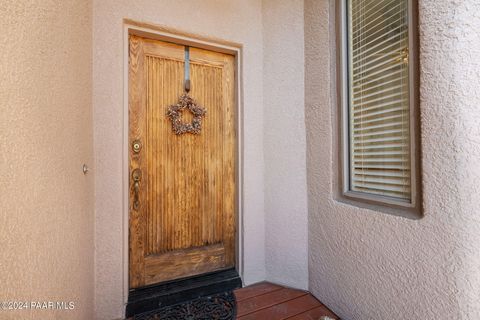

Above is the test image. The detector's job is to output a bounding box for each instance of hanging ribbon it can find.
[184,46,190,92]
[166,45,206,135]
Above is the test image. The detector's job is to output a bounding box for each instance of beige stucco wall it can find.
[306,0,480,319]
[262,0,309,290]
[93,1,267,319]
[2,1,479,319]
[0,1,94,319]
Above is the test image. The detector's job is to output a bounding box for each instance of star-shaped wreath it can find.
[166,93,206,135]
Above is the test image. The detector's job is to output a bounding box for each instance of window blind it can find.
[347,0,412,201]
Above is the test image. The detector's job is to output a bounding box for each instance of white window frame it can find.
[337,0,422,217]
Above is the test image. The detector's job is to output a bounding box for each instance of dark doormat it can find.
[134,291,236,320]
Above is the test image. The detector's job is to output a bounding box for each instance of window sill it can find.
[336,190,423,220]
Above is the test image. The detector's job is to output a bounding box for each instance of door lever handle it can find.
[133,180,140,210]
[132,168,142,210]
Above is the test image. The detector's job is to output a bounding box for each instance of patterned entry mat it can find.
[134,291,236,320]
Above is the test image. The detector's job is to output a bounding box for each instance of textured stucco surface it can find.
[1,1,478,319]
[306,0,480,319]
[93,1,266,319]
[262,0,308,290]
[0,1,94,319]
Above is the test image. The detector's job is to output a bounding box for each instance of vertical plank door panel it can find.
[129,35,236,288]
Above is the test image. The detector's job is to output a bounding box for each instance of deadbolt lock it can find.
[132,140,142,153]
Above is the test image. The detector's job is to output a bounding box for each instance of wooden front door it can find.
[128,35,236,289]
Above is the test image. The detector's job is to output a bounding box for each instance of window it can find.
[339,0,421,214]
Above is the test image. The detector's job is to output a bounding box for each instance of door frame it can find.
[122,20,244,306]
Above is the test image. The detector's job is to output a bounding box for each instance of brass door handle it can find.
[133,180,140,210]
[132,168,142,210]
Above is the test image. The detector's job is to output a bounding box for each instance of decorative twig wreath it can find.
[166,93,206,135]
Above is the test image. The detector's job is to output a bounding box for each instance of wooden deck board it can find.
[237,294,320,320]
[235,282,339,320]
[234,282,283,302]
[287,305,339,320]
[236,288,307,317]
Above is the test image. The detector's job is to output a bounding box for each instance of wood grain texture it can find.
[129,35,236,288]
[144,244,226,284]
[236,288,308,317]
[237,295,321,320]
[234,282,283,302]
[234,283,340,320]
[286,305,339,320]
[129,34,147,289]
